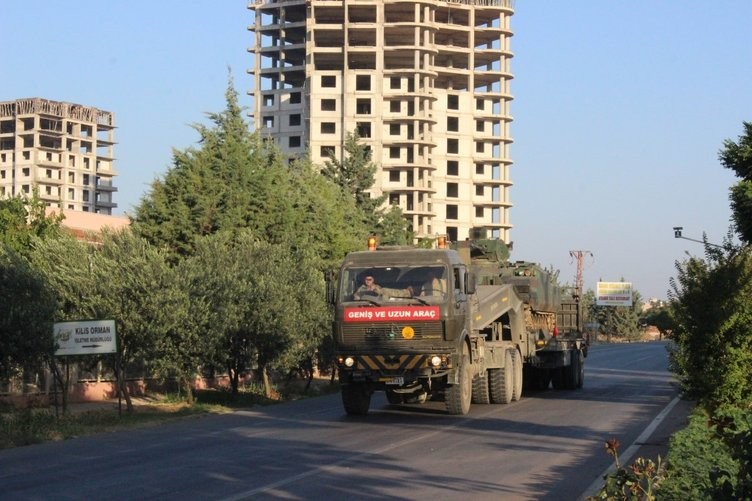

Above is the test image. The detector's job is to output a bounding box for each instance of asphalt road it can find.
[0,341,688,501]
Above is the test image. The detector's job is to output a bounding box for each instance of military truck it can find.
[328,234,587,415]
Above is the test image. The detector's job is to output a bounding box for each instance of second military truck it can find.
[329,234,587,415]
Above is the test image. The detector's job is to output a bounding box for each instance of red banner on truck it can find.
[344,306,440,323]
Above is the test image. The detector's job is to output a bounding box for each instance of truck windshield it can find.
[341,265,449,302]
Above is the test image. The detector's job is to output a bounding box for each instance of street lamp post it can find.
[673,227,723,248]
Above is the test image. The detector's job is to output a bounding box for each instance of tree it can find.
[321,132,385,225]
[320,132,410,243]
[641,305,675,340]
[669,242,752,409]
[719,122,752,244]
[0,243,57,389]
[0,191,64,253]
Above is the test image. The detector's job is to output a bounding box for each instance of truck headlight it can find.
[345,356,355,368]
[430,355,442,368]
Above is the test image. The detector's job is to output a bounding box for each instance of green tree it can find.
[0,243,57,388]
[719,122,752,244]
[320,132,410,243]
[669,243,752,409]
[321,132,385,224]
[0,191,64,253]
[641,304,675,340]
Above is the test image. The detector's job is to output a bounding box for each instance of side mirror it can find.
[325,270,336,305]
[465,272,476,295]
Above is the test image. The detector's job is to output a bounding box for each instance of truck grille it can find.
[341,321,444,347]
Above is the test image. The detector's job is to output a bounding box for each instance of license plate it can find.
[383,376,404,385]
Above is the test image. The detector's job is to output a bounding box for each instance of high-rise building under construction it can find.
[248,0,514,242]
[0,98,117,214]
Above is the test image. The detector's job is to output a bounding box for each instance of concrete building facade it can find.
[0,98,117,215]
[248,0,514,243]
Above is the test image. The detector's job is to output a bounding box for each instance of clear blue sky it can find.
[3,1,750,300]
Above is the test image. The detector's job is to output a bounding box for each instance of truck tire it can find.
[576,350,585,389]
[446,355,472,415]
[472,371,490,404]
[342,383,371,415]
[562,349,581,390]
[489,349,514,404]
[511,349,523,401]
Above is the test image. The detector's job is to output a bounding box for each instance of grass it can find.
[0,377,339,450]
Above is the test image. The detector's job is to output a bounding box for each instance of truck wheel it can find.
[472,371,490,404]
[342,383,371,415]
[562,350,581,390]
[552,366,565,390]
[446,355,472,415]
[511,349,523,401]
[489,350,514,404]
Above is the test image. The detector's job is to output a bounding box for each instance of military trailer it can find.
[328,235,587,415]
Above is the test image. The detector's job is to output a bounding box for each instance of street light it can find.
[673,226,723,248]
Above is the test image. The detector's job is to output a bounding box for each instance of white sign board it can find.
[54,320,117,356]
[596,282,633,307]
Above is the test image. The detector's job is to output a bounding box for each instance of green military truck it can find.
[328,235,587,415]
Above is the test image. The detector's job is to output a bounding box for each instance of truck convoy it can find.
[328,233,588,415]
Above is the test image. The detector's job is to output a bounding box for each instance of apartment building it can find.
[0,98,117,214]
[248,0,514,243]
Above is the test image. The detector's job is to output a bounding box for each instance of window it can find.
[476,163,485,175]
[356,75,371,91]
[289,114,301,126]
[263,94,274,106]
[476,98,484,110]
[390,147,400,159]
[68,188,74,200]
[447,161,459,176]
[446,205,458,220]
[321,145,335,157]
[390,77,400,89]
[390,123,400,136]
[447,183,458,198]
[46,169,52,178]
[321,75,336,87]
[356,99,371,114]
[447,139,459,154]
[476,120,484,132]
[321,99,336,111]
[447,116,459,132]
[0,170,5,179]
[476,142,485,153]
[475,185,484,196]
[390,101,400,113]
[22,167,30,177]
[289,92,301,104]
[321,122,336,134]
[289,136,301,148]
[83,174,90,185]
[475,207,484,217]
[389,171,400,182]
[83,190,90,202]
[356,122,372,138]
[263,116,274,128]
[448,94,459,110]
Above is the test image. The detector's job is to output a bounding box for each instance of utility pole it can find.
[569,250,593,298]
[569,250,593,334]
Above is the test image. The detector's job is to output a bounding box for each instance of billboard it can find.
[596,282,633,307]
[54,320,117,356]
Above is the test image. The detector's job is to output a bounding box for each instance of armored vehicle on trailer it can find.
[328,235,587,415]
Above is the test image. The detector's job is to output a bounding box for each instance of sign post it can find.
[54,320,117,356]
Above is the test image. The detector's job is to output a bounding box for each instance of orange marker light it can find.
[437,235,447,249]
[367,236,377,251]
